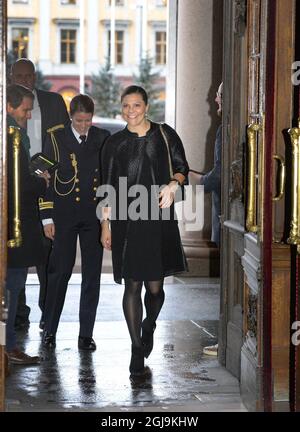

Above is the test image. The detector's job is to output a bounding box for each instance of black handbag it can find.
[159,124,186,202]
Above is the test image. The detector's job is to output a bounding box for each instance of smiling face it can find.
[121,93,149,130]
[71,111,93,135]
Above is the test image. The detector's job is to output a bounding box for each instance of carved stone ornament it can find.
[230,158,243,202]
[234,0,247,36]
[247,293,257,338]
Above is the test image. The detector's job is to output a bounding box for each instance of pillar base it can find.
[183,240,220,277]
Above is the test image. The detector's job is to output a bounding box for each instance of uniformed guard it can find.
[40,94,110,350]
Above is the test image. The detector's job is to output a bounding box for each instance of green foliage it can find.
[35,69,52,91]
[6,50,17,84]
[91,59,121,118]
[134,55,165,122]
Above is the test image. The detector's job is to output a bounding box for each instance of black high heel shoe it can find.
[141,320,156,358]
[129,346,145,376]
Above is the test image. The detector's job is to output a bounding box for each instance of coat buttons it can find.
[75,188,80,192]
[76,197,80,202]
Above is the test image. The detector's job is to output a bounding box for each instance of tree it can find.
[91,59,121,118]
[134,55,165,122]
[35,69,52,91]
[6,50,17,84]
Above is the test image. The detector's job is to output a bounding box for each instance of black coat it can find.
[101,121,189,283]
[40,125,110,223]
[7,126,47,268]
[35,89,70,147]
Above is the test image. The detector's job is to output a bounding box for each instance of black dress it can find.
[101,121,189,284]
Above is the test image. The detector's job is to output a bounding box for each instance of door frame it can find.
[0,0,7,413]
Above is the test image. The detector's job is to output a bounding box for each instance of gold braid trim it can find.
[47,124,65,133]
[38,198,53,210]
[39,202,54,210]
[48,128,78,197]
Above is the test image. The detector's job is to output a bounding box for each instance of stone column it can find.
[86,0,99,76]
[167,0,223,275]
[39,0,51,73]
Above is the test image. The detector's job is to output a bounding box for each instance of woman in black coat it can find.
[100,85,189,377]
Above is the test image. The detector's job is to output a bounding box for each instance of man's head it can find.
[11,58,36,91]
[70,94,94,135]
[215,82,223,117]
[7,84,34,128]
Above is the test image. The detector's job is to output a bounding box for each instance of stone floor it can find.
[5,276,247,413]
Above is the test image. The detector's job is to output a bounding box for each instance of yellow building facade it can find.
[8,0,167,98]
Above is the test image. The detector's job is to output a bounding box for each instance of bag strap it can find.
[159,123,173,178]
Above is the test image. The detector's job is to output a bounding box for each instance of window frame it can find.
[107,0,125,7]
[155,30,167,65]
[107,29,125,65]
[60,0,77,5]
[12,0,29,4]
[8,18,34,60]
[11,26,30,58]
[60,28,77,64]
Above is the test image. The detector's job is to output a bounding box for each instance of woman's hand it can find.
[101,221,112,250]
[44,223,55,240]
[159,182,177,208]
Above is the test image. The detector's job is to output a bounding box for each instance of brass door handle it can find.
[272,154,286,201]
[246,123,261,233]
[287,119,300,251]
[7,126,22,248]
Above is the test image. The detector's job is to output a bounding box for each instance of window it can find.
[60,0,76,4]
[155,31,166,64]
[12,28,29,58]
[60,29,76,63]
[108,30,124,65]
[108,0,124,6]
[156,0,167,6]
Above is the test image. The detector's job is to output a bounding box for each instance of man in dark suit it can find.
[198,82,223,247]
[11,58,70,331]
[40,94,110,350]
[6,84,49,364]
[191,82,223,357]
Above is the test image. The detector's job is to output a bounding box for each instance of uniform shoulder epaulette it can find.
[47,124,65,134]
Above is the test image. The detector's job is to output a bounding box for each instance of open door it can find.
[287,0,300,411]
[0,0,7,413]
[220,0,297,411]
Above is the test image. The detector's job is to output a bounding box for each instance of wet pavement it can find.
[5,276,247,412]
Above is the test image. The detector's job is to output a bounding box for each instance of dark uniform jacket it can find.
[7,117,47,267]
[200,124,222,245]
[39,124,110,223]
[35,89,70,147]
[101,121,189,283]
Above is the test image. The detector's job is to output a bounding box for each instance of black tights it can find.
[123,279,165,347]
